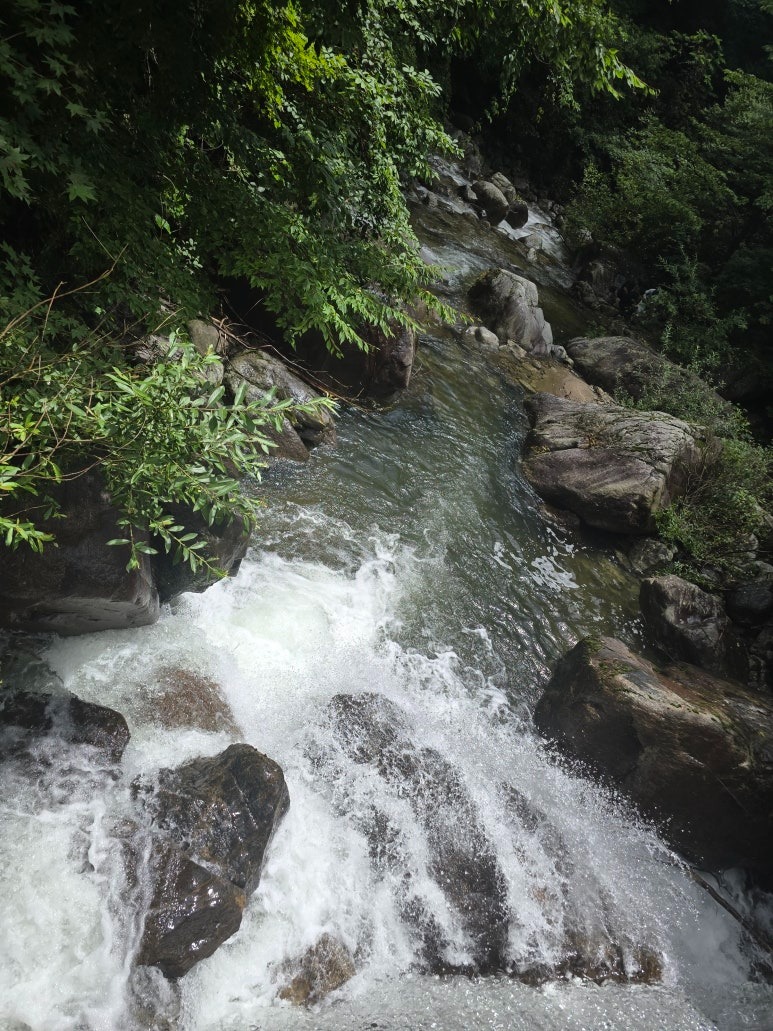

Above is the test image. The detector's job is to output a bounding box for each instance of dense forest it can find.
[1,0,771,576]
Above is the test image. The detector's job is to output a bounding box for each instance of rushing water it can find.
[2,203,773,1031]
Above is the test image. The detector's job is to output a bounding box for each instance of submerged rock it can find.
[137,743,289,977]
[277,934,356,1005]
[534,636,773,870]
[0,689,130,763]
[315,693,510,973]
[522,393,703,535]
[139,667,239,735]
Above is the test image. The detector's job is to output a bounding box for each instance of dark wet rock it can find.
[488,173,529,228]
[316,693,509,973]
[0,472,159,635]
[471,180,509,225]
[522,393,704,535]
[0,689,130,762]
[137,842,246,979]
[640,575,744,678]
[565,336,728,412]
[140,667,239,735]
[469,268,553,352]
[277,934,356,1005]
[136,744,289,977]
[144,743,289,894]
[520,936,663,986]
[534,636,773,870]
[152,505,250,602]
[726,580,773,628]
[624,538,676,576]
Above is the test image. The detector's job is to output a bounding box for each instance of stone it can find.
[469,268,553,353]
[315,693,509,973]
[471,180,509,225]
[0,472,160,635]
[640,575,743,677]
[488,173,529,228]
[136,744,289,978]
[565,336,729,412]
[0,689,130,763]
[534,637,773,870]
[277,934,356,1005]
[462,325,501,350]
[492,347,610,404]
[140,667,239,735]
[521,393,704,535]
[152,504,250,602]
[726,580,773,628]
[143,743,289,894]
[137,843,246,979]
[625,538,676,576]
[187,319,225,387]
[227,348,336,459]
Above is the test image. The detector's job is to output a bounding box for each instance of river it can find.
[1,184,772,1031]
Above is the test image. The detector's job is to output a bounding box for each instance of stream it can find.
[2,181,772,1031]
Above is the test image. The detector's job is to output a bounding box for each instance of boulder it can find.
[137,744,289,977]
[137,843,246,979]
[469,269,553,353]
[624,538,676,576]
[462,324,501,350]
[488,173,529,228]
[471,180,509,225]
[187,319,225,387]
[522,393,704,535]
[726,580,773,628]
[640,575,744,678]
[139,667,239,735]
[0,472,160,635]
[565,336,728,412]
[226,349,336,462]
[534,637,773,870]
[0,689,130,763]
[277,934,356,1005]
[142,744,289,894]
[152,504,250,602]
[492,346,609,404]
[315,693,509,973]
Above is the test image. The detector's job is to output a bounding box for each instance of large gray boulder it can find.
[0,472,159,635]
[471,180,510,225]
[137,744,289,977]
[522,393,704,535]
[469,268,553,353]
[565,336,727,411]
[534,637,773,871]
[640,575,744,679]
[226,349,336,461]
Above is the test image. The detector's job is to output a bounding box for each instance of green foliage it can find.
[0,286,334,571]
[656,436,772,581]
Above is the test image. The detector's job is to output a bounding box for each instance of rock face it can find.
[0,473,160,635]
[315,693,509,973]
[227,349,336,461]
[152,504,250,602]
[0,689,130,762]
[534,637,773,870]
[491,344,610,404]
[277,934,356,1005]
[469,268,553,353]
[138,744,289,977]
[522,393,703,534]
[640,575,743,678]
